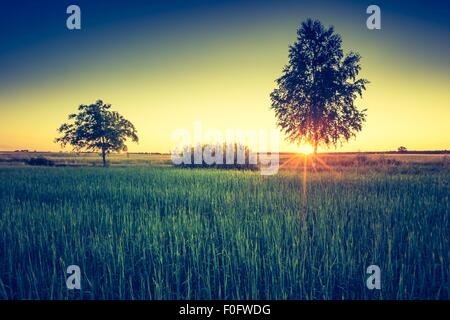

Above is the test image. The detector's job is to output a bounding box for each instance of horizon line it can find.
[1,149,449,155]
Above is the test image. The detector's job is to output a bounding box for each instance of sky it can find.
[0,0,449,153]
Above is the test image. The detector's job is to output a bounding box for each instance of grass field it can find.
[0,153,448,299]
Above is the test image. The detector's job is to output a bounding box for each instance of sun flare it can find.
[298,144,314,155]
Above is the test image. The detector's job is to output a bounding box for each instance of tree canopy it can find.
[55,100,139,166]
[271,19,368,154]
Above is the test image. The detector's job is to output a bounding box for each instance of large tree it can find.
[271,19,368,154]
[55,100,139,166]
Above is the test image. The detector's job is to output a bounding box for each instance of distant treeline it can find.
[318,150,449,155]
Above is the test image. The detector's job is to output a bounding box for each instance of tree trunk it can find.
[312,127,319,155]
[312,136,318,169]
[101,148,106,167]
[313,129,319,155]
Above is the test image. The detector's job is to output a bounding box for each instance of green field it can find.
[0,155,448,299]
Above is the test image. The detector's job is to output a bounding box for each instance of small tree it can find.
[397,146,408,153]
[271,19,368,154]
[55,100,139,166]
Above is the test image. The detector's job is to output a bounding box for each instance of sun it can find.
[298,144,314,155]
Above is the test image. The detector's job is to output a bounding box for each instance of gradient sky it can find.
[0,0,449,152]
